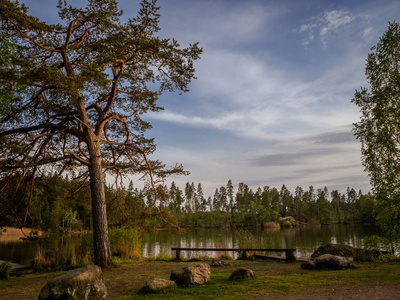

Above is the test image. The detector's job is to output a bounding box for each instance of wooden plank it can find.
[171,248,295,252]
[253,254,283,261]
[0,260,30,271]
[0,260,33,275]
[170,248,296,262]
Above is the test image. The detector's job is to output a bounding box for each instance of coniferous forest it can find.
[0,174,375,232]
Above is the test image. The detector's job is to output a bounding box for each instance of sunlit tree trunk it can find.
[87,136,112,267]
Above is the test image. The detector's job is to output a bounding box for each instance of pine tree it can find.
[0,0,201,267]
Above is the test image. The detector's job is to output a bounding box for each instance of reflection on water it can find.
[142,225,381,259]
[0,227,43,242]
[0,224,382,265]
[0,234,87,266]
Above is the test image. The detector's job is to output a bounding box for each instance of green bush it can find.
[0,261,12,280]
[363,235,399,253]
[363,235,400,262]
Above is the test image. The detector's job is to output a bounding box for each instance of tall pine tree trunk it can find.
[87,136,113,267]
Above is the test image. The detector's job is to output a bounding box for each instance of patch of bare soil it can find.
[285,285,400,300]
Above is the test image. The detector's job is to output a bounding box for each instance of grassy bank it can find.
[1,259,399,299]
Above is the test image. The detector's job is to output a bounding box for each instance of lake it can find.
[0,224,382,265]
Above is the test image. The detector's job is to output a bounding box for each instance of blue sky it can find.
[20,0,399,197]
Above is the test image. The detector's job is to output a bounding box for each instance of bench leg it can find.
[241,250,250,260]
[285,250,296,262]
[175,250,182,261]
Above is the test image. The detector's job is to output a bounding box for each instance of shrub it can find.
[363,235,400,262]
[363,235,399,253]
[0,261,12,280]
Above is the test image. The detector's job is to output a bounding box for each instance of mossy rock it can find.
[311,243,386,260]
[43,248,67,268]
[278,216,299,227]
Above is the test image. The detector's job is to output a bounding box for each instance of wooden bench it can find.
[171,247,296,262]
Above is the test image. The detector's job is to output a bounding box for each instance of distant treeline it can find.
[0,174,375,232]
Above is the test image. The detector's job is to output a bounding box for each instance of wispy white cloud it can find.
[160,1,276,48]
[362,27,377,44]
[151,45,366,143]
[300,10,354,46]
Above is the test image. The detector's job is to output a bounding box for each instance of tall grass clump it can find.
[235,229,270,249]
[109,227,142,260]
[32,247,47,272]
[32,247,68,272]
[234,229,270,259]
[68,234,93,267]
[154,245,172,261]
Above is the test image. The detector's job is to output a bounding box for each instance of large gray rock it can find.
[140,278,177,294]
[38,265,107,300]
[170,263,211,286]
[302,254,354,270]
[229,267,255,280]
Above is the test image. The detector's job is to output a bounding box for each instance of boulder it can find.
[140,278,177,294]
[311,243,386,261]
[44,248,67,268]
[301,254,353,270]
[38,265,107,300]
[229,267,255,280]
[170,263,211,286]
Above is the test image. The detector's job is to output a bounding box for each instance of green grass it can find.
[106,260,400,300]
[1,259,400,300]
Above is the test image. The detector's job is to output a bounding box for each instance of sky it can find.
[19,0,400,197]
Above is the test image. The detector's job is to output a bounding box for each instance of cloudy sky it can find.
[20,0,399,197]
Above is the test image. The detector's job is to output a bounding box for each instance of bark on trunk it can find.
[87,137,113,268]
[61,48,112,267]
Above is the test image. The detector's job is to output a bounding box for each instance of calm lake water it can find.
[0,224,382,265]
